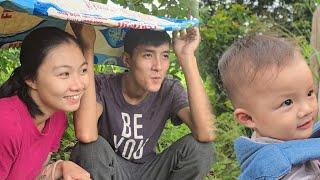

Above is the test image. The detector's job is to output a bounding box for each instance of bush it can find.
[0,48,20,82]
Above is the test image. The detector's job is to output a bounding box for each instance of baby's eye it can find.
[81,67,88,74]
[308,90,314,96]
[281,99,293,107]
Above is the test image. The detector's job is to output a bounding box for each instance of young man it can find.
[71,25,215,179]
[219,34,320,179]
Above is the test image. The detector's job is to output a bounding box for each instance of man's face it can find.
[127,43,170,92]
[241,54,318,140]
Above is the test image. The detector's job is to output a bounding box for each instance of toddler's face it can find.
[245,54,318,140]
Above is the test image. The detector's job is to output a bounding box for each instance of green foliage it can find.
[167,53,186,86]
[111,0,198,18]
[92,0,108,4]
[51,113,77,162]
[211,112,245,179]
[202,0,319,40]
[1,1,319,179]
[94,64,127,73]
[157,122,190,153]
[199,3,268,116]
[0,48,20,82]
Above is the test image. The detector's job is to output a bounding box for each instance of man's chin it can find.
[147,85,162,92]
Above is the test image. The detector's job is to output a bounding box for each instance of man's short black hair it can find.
[124,29,171,56]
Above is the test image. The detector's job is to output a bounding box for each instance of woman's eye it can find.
[308,90,314,96]
[58,72,69,78]
[281,99,293,107]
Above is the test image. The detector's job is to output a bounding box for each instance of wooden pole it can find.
[311,6,320,97]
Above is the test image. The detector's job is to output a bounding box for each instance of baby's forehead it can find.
[246,59,313,95]
[230,63,281,91]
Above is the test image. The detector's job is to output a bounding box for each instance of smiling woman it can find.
[28,41,89,114]
[0,27,91,179]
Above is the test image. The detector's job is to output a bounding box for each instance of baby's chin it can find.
[284,132,313,141]
[255,132,312,141]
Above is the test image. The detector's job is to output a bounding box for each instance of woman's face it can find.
[28,42,89,114]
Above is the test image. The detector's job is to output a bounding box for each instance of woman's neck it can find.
[28,89,54,131]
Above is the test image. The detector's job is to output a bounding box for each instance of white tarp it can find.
[0,0,199,65]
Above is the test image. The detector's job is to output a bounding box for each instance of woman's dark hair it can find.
[0,26,81,117]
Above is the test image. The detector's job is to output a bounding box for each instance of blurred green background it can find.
[1,0,320,179]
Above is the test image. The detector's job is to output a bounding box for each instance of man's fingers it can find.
[180,29,187,38]
[66,174,91,180]
[63,175,73,180]
[186,27,200,41]
[70,22,83,34]
[75,174,92,180]
[173,29,189,41]
[173,26,200,45]
[186,27,197,36]
[173,30,179,40]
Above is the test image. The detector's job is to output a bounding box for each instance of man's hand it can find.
[56,160,91,180]
[70,22,96,52]
[173,26,215,142]
[71,22,99,143]
[173,26,201,65]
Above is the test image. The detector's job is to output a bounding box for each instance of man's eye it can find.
[281,99,293,107]
[143,54,152,58]
[163,54,169,59]
[308,90,314,96]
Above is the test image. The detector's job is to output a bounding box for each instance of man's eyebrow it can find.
[142,49,156,53]
[142,49,170,53]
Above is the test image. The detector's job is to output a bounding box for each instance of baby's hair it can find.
[218,33,299,106]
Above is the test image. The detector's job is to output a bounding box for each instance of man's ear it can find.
[25,79,37,90]
[122,52,131,68]
[234,108,255,128]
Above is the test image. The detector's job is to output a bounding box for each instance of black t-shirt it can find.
[95,73,188,163]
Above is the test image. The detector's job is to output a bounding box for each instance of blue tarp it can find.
[0,0,199,65]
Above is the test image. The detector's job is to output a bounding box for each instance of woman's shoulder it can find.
[0,95,16,104]
[0,96,23,142]
[51,111,67,124]
[0,95,25,129]
[0,96,21,118]
[51,111,67,130]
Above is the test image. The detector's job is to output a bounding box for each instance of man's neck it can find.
[121,73,149,105]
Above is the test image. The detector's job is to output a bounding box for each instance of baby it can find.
[218,34,320,179]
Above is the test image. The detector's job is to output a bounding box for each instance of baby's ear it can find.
[234,108,255,128]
